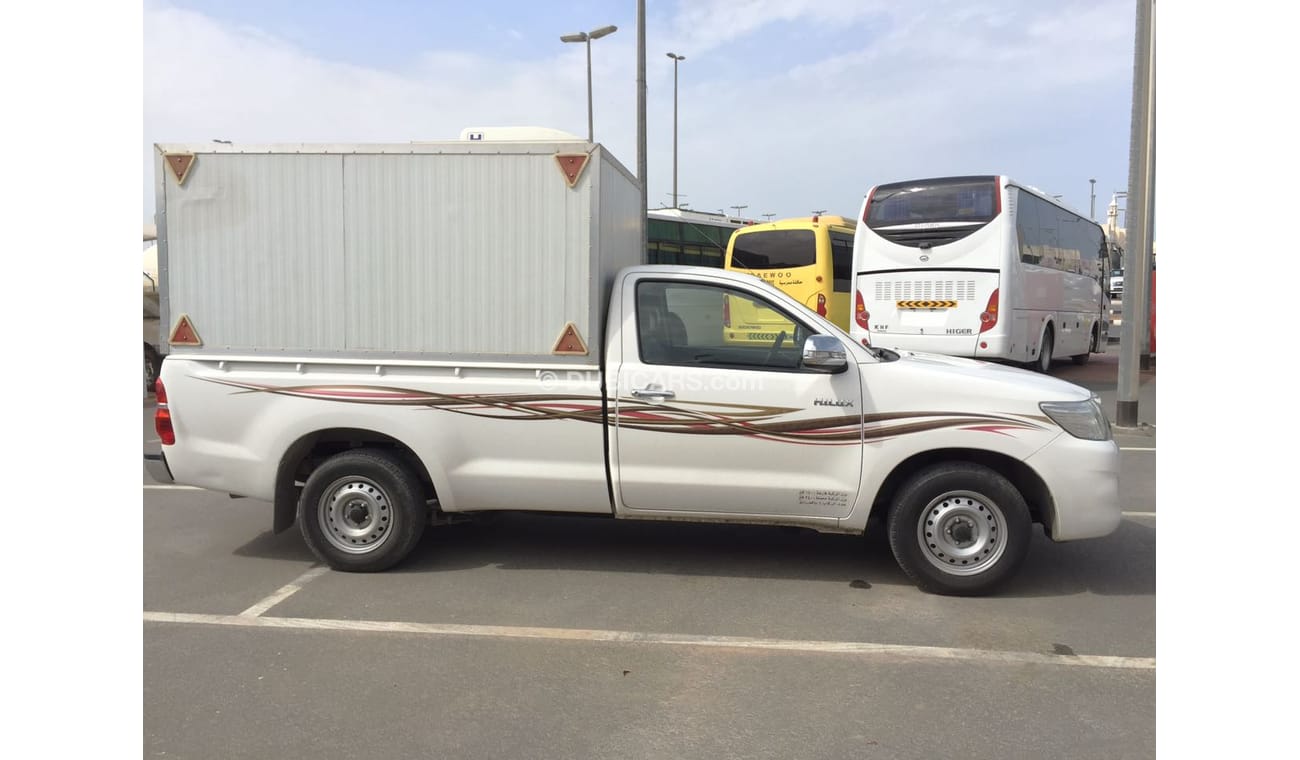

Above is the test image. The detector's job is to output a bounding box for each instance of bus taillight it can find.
[979,289,999,333]
[862,187,877,223]
[854,290,870,329]
[723,294,731,327]
[816,293,827,317]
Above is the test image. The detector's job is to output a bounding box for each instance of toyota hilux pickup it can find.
[145,136,1120,595]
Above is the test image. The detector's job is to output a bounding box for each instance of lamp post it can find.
[762,213,775,222]
[666,52,686,208]
[560,25,618,143]
[731,205,747,219]
[1089,178,1097,220]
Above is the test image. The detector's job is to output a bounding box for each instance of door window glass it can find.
[636,280,813,370]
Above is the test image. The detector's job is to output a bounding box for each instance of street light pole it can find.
[560,25,618,143]
[636,1,647,260]
[731,205,747,218]
[1090,178,1097,220]
[667,52,686,209]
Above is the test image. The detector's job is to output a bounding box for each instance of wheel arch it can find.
[868,448,1055,532]
[1036,319,1055,355]
[273,428,438,534]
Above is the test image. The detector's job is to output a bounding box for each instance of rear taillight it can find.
[722,295,731,327]
[979,288,999,334]
[854,290,870,329]
[862,186,878,223]
[816,293,827,317]
[155,378,175,445]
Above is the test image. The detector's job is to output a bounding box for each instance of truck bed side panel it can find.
[159,358,610,514]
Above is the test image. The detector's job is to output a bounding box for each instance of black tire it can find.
[1035,328,1054,373]
[144,343,161,394]
[298,449,428,572]
[1072,326,1099,365]
[886,462,1031,596]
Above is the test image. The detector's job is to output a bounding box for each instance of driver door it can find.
[612,275,863,519]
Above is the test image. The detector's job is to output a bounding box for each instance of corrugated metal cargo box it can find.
[153,140,642,364]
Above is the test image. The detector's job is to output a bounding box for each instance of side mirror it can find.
[802,334,847,372]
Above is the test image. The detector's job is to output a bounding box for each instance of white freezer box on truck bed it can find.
[153,139,642,364]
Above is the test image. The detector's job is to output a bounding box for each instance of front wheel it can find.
[298,449,428,572]
[886,463,1031,596]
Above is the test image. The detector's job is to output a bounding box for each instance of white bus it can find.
[850,175,1110,371]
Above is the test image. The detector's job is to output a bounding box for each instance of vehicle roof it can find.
[732,215,856,233]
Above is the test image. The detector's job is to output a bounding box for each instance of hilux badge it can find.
[814,399,854,407]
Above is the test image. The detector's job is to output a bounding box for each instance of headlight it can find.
[1039,396,1112,441]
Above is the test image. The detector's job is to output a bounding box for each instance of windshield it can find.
[729,229,817,270]
[867,176,999,227]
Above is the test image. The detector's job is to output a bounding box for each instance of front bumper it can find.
[1025,433,1122,541]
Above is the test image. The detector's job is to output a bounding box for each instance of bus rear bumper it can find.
[865,332,1008,358]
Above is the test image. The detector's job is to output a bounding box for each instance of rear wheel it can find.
[1072,326,1099,365]
[144,343,161,394]
[886,462,1031,596]
[298,449,427,572]
[1035,328,1054,373]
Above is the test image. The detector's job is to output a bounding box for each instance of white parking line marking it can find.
[143,611,1155,670]
[1122,511,1156,518]
[1119,447,1156,451]
[143,485,203,491]
[238,565,331,618]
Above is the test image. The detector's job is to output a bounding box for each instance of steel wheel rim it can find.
[916,490,1008,576]
[318,476,395,554]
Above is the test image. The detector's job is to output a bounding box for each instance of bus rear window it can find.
[867,177,1000,227]
[730,230,817,269]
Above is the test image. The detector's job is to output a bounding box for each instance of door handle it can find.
[631,386,676,400]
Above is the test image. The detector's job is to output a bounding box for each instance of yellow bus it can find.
[722,215,855,343]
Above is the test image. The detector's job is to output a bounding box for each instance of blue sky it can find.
[144,0,1136,224]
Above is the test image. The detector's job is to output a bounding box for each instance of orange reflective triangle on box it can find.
[552,323,588,355]
[165,153,196,185]
[554,153,589,188]
[169,314,202,346]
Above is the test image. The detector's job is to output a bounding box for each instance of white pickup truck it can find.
[145,135,1120,596]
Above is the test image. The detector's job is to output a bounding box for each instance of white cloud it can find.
[145,0,1135,221]
[144,4,592,216]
